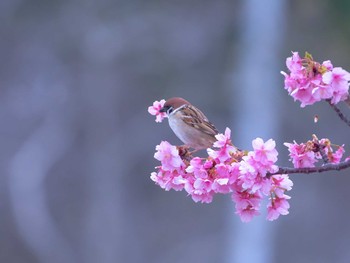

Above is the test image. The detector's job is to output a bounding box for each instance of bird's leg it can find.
[176,145,193,162]
[189,150,198,155]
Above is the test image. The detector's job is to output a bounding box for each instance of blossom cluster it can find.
[285,136,346,168]
[151,128,293,222]
[281,52,350,107]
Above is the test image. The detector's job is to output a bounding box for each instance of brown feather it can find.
[180,105,218,137]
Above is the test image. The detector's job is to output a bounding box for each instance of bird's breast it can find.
[168,112,215,149]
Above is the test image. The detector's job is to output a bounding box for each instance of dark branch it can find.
[327,99,350,127]
[318,147,329,163]
[267,160,350,177]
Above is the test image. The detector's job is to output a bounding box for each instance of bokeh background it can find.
[1,0,350,262]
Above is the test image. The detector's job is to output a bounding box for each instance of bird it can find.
[159,97,219,150]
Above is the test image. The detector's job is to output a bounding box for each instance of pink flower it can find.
[238,159,258,190]
[252,138,278,165]
[286,52,303,73]
[251,175,272,195]
[330,145,345,164]
[209,128,236,163]
[323,67,350,104]
[185,178,214,203]
[148,99,167,122]
[220,163,239,184]
[271,174,293,190]
[281,52,350,106]
[207,148,219,161]
[267,174,293,221]
[213,127,233,148]
[240,138,279,177]
[284,141,317,168]
[291,85,318,107]
[322,60,333,70]
[239,156,256,176]
[311,82,333,101]
[203,159,214,169]
[236,138,279,196]
[281,52,321,107]
[186,157,208,179]
[238,160,272,194]
[237,208,260,223]
[154,141,184,171]
[232,191,262,223]
[212,163,234,194]
[270,174,293,198]
[267,195,291,221]
[212,178,230,193]
[150,169,186,191]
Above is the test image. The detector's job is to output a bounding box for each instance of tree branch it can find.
[327,99,350,127]
[318,146,329,163]
[267,159,350,177]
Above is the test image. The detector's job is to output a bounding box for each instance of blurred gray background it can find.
[1,0,350,262]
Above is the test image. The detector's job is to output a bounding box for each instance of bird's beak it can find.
[159,106,168,113]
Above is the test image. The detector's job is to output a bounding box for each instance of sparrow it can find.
[159,97,219,150]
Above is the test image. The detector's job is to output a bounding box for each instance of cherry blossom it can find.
[281,52,350,107]
[323,67,350,104]
[331,146,345,164]
[154,141,184,171]
[148,99,166,122]
[285,137,346,168]
[267,195,291,221]
[284,141,317,168]
[208,127,237,163]
[232,191,262,223]
[150,128,293,222]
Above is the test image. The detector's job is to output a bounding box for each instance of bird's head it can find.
[159,97,190,115]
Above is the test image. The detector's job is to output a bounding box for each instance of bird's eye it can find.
[167,107,174,115]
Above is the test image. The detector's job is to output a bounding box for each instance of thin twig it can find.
[327,99,350,127]
[267,159,350,177]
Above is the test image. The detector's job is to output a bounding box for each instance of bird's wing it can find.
[180,105,219,137]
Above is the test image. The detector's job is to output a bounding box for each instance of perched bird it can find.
[160,97,219,150]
